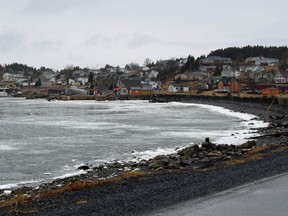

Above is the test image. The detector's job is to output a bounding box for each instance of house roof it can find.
[279,71,288,79]
[120,79,142,88]
[0,81,7,86]
[170,84,188,88]
[218,76,238,85]
[94,85,108,91]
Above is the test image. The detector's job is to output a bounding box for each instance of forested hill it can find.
[208,46,288,61]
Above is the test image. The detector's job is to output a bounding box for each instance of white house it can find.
[175,73,189,80]
[221,69,240,78]
[240,65,265,72]
[141,81,161,90]
[3,72,29,83]
[245,56,279,66]
[148,70,159,80]
[178,58,188,67]
[56,78,76,85]
[168,84,189,93]
[274,71,288,83]
[75,77,89,85]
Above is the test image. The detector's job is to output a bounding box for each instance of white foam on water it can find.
[127,147,184,162]
[0,184,18,190]
[0,145,16,151]
[169,102,268,144]
[51,170,87,180]
[0,179,44,190]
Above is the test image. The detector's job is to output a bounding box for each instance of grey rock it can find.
[239,140,256,149]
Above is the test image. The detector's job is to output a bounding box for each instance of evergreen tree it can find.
[208,46,288,61]
[35,79,42,87]
[214,65,223,76]
[88,72,94,84]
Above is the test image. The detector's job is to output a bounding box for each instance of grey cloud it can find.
[24,0,72,14]
[0,31,22,52]
[30,40,63,52]
[24,0,107,15]
[169,41,223,49]
[85,35,101,45]
[84,34,112,48]
[127,34,160,48]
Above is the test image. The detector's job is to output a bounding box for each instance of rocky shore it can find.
[1,98,288,215]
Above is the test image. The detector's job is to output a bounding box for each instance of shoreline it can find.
[1,98,288,215]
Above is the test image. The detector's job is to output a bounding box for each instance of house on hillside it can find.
[177,58,188,67]
[200,56,232,65]
[221,67,240,78]
[106,72,121,89]
[74,77,88,85]
[251,71,273,83]
[216,77,239,93]
[187,71,206,81]
[203,77,222,90]
[3,72,29,83]
[88,85,109,95]
[240,65,265,73]
[274,71,288,83]
[120,72,140,80]
[72,70,89,77]
[175,73,189,80]
[148,70,159,80]
[0,81,17,89]
[141,81,161,90]
[168,84,189,93]
[245,56,279,66]
[19,80,30,87]
[118,79,143,96]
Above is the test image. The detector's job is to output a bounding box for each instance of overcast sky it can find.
[0,0,287,70]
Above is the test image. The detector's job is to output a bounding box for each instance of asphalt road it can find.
[149,172,288,216]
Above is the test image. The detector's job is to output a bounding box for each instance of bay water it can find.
[0,98,267,190]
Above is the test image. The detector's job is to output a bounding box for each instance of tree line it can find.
[208,45,288,62]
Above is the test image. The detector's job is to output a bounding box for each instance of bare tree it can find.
[143,58,152,66]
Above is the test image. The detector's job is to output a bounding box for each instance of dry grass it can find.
[0,170,145,209]
[226,145,269,166]
[75,200,87,205]
[0,192,36,208]
[270,146,288,154]
[44,170,145,196]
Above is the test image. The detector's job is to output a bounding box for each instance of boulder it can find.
[177,144,199,157]
[201,142,212,149]
[282,122,288,128]
[149,161,167,170]
[179,156,191,166]
[206,150,222,157]
[149,155,170,169]
[201,137,213,149]
[239,140,256,149]
[167,162,181,170]
[77,165,90,170]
